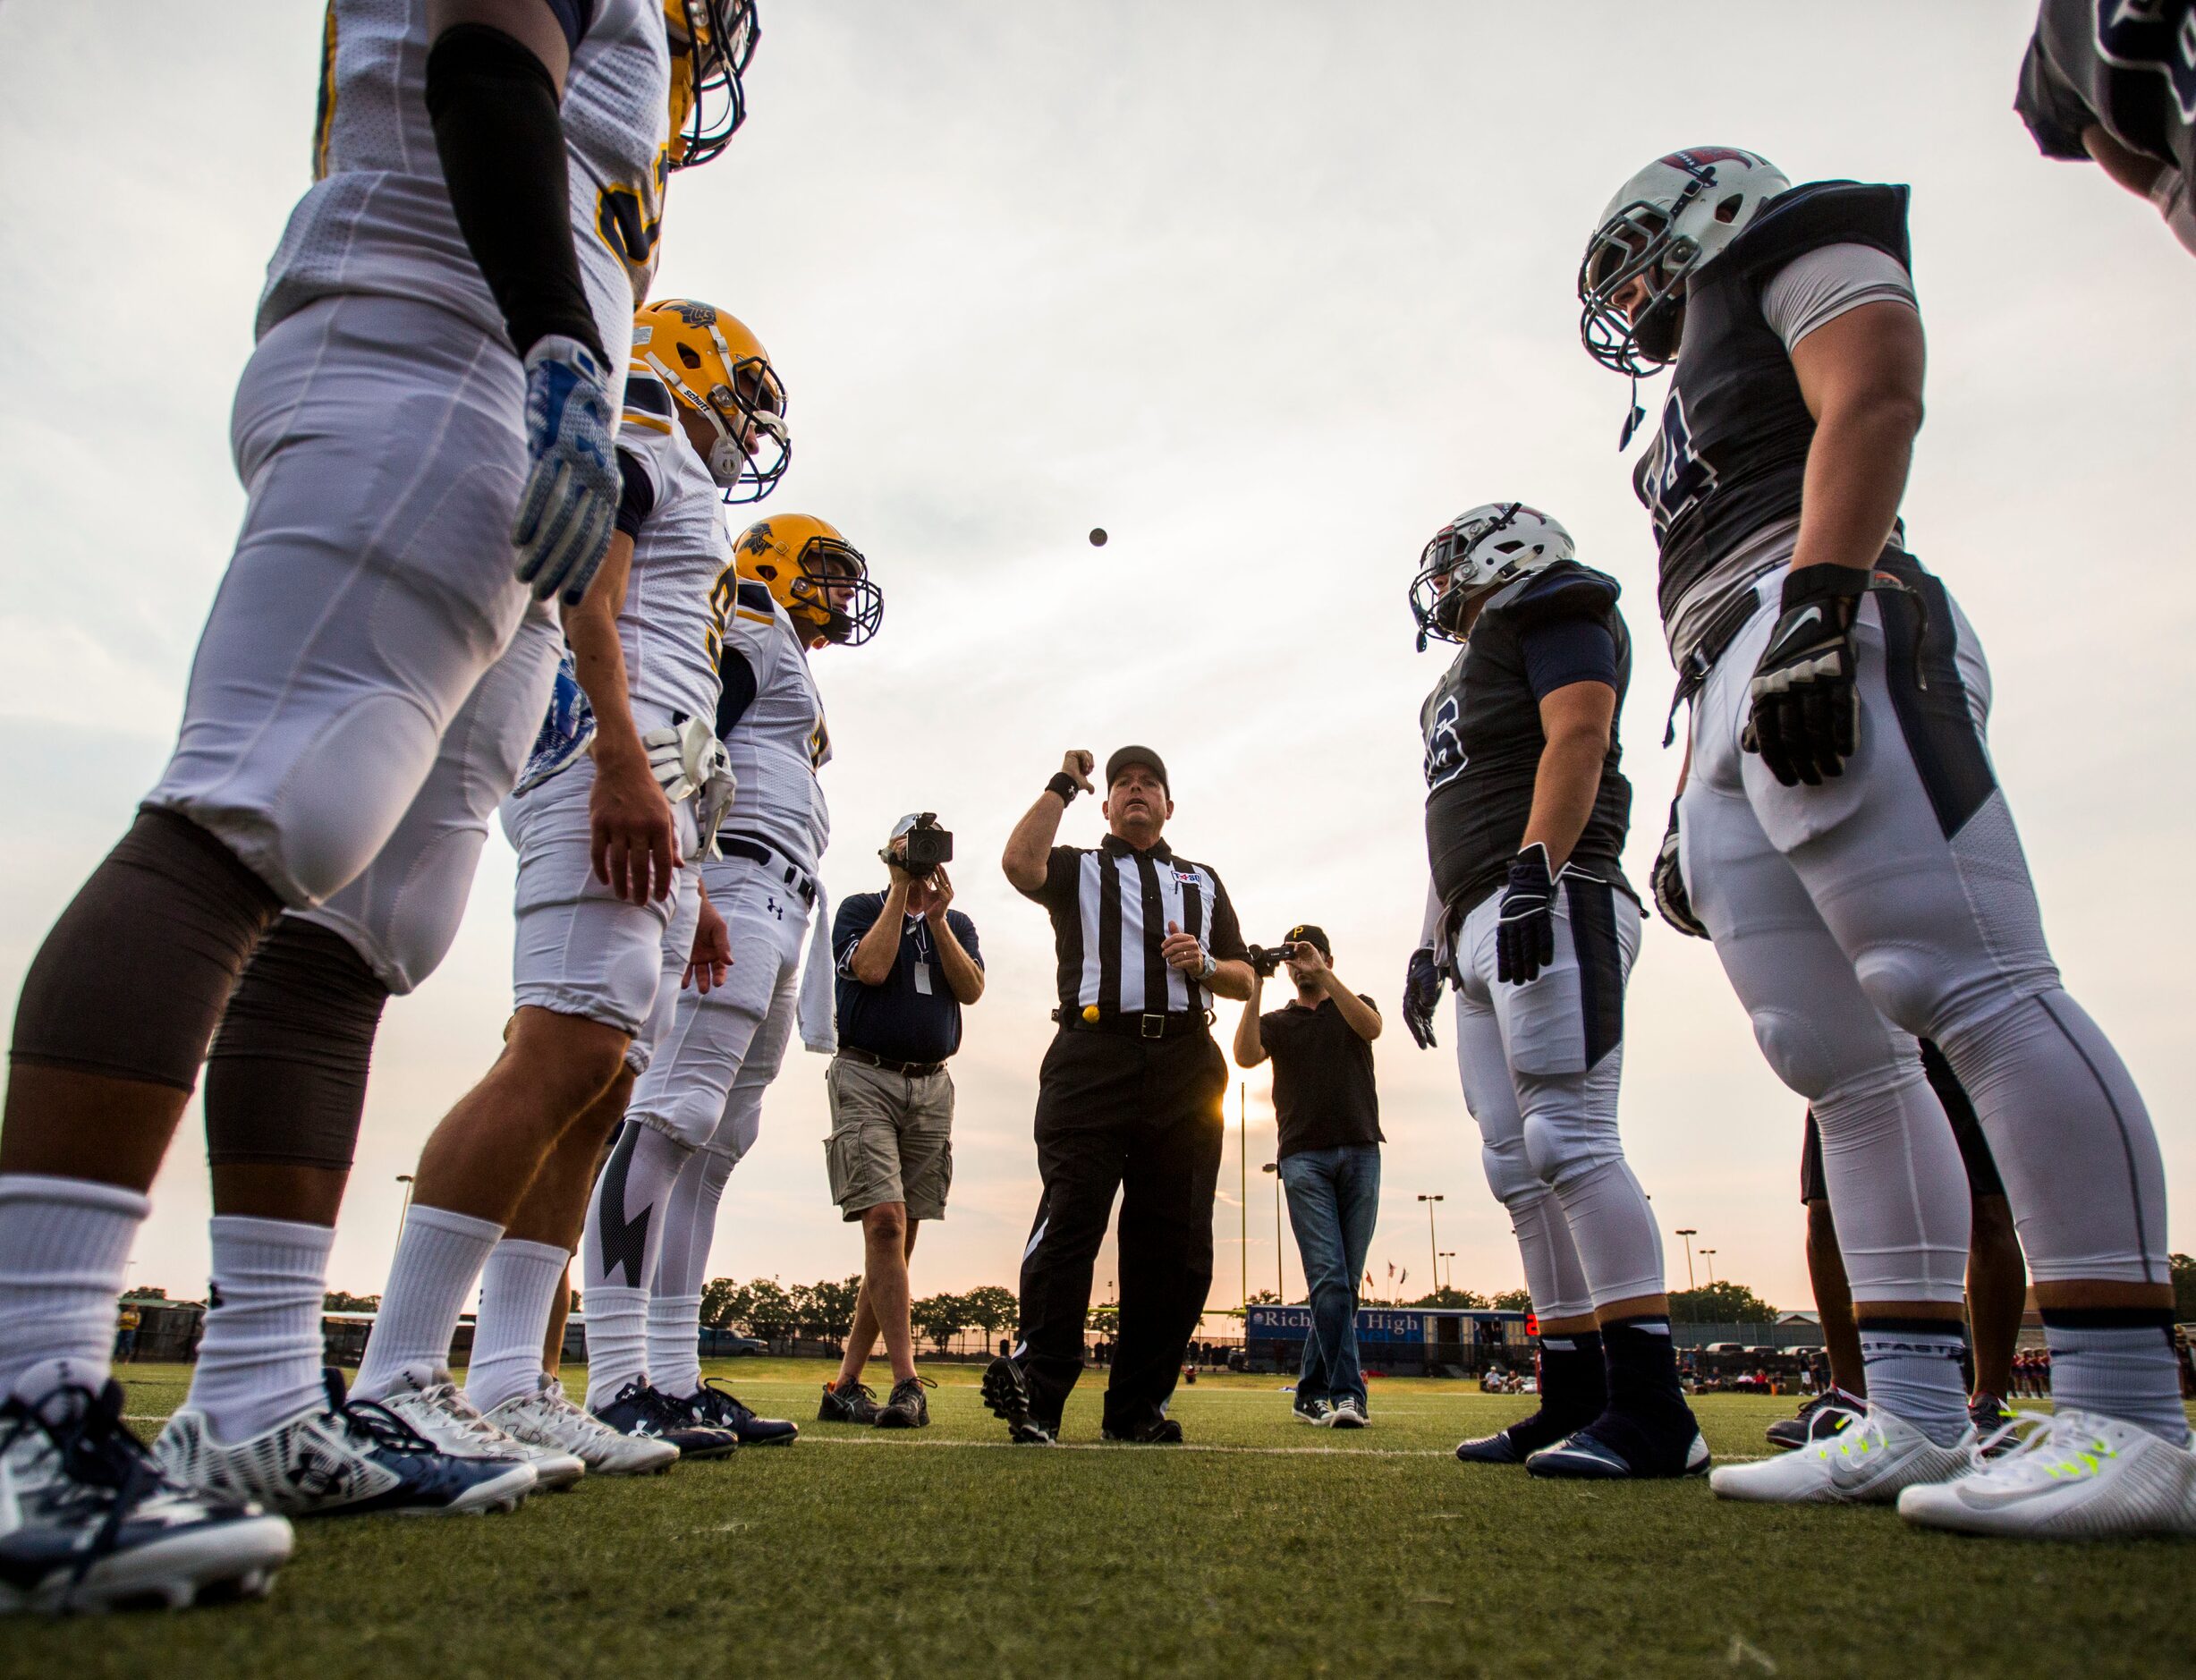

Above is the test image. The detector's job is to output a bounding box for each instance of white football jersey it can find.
[259,0,670,362]
[616,366,733,730]
[716,585,832,875]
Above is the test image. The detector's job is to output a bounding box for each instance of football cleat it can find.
[818,1379,883,1426]
[589,1380,739,1461]
[2,1380,293,1616]
[874,1377,934,1431]
[1966,1392,2016,1458]
[681,1378,799,1446]
[369,1364,576,1491]
[1528,1421,1710,1481]
[1456,1430,1530,1465]
[1293,1396,1334,1426]
[979,1357,1055,1446]
[1898,1408,2196,1540]
[485,1374,677,1478]
[1711,1406,1969,1505]
[155,1370,538,1518]
[1101,1416,1184,1446]
[1765,1387,1865,1451]
[1326,1397,1369,1430]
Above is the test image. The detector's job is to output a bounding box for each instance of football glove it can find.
[641,715,722,802]
[513,335,620,607]
[697,762,739,859]
[512,644,597,795]
[1495,844,1556,985]
[1403,947,1443,1050]
[1651,799,1708,940]
[1742,564,1870,787]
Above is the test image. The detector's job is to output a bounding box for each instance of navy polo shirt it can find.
[832,892,982,1064]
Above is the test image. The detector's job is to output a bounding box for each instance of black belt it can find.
[1661,585,1764,746]
[837,1046,946,1079]
[1053,1007,1212,1040]
[717,832,818,907]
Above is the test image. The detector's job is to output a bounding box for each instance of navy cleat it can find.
[1100,1416,1184,1445]
[1455,1428,1530,1464]
[1528,1418,1711,1481]
[682,1379,799,1446]
[590,1380,739,1461]
[1766,1387,1864,1451]
[157,1370,537,1518]
[979,1357,1055,1445]
[3,1379,294,1615]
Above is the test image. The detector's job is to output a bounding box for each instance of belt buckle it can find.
[1140,1014,1164,1039]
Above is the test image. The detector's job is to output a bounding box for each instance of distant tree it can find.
[1668,1281,1776,1324]
[1246,1289,1279,1306]
[913,1293,973,1351]
[1407,1286,1490,1309]
[792,1277,862,1339]
[961,1285,1020,1338]
[2173,1253,2196,1321]
[1490,1289,1532,1313]
[723,1277,799,1339]
[1087,1302,1120,1333]
[323,1290,379,1313]
[121,1286,169,1303]
[699,1277,739,1329]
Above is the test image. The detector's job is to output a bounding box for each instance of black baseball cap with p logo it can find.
[1285,923,1330,958]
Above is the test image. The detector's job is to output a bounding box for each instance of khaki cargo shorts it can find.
[824,1054,954,1221]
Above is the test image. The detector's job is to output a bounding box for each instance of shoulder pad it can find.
[1725,181,1912,283]
[1481,560,1621,630]
[733,579,776,620]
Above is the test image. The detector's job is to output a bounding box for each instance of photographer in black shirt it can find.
[1234,924,1382,1429]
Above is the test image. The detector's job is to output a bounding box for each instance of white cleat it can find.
[372,1364,578,1492]
[1897,1408,2196,1540]
[1708,1405,1970,1505]
[485,1374,678,1478]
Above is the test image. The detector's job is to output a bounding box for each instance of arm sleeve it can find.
[832,895,881,975]
[1520,615,1619,701]
[950,911,984,972]
[1203,873,1250,962]
[423,22,605,361]
[1759,242,1918,352]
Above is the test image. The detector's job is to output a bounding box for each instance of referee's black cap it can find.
[1285,923,1331,958]
[1106,745,1169,793]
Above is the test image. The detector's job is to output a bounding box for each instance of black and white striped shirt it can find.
[1030,837,1249,1018]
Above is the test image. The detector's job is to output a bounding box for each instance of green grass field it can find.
[8,1361,2192,1679]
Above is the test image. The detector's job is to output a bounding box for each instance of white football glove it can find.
[641,716,721,802]
[697,762,739,858]
[512,335,620,607]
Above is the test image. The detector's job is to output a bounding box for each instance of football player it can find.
[340,299,784,1464]
[2018,0,2196,255]
[578,513,879,1447]
[1402,505,1706,1482]
[142,3,759,1526]
[0,0,744,1608]
[1583,148,2187,1534]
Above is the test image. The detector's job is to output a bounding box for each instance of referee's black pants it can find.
[1014,1027,1225,1432]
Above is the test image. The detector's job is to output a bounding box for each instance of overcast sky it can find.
[2,2,2191,1319]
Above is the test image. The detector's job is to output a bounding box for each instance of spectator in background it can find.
[1233,924,1383,1430]
[114,1302,140,1365]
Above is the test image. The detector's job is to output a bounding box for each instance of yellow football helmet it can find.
[666,0,758,169]
[733,515,882,649]
[632,298,788,504]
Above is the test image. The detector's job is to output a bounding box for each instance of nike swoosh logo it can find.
[1786,606,1822,635]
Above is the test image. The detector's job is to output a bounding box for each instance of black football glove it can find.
[1495,844,1556,985]
[1651,799,1708,939]
[1403,947,1443,1049]
[1742,563,1870,787]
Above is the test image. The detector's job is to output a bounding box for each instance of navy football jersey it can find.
[1634,182,1911,629]
[1420,560,1636,918]
[2019,0,2196,180]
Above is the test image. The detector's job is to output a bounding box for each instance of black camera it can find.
[1247,940,1301,979]
[889,812,954,876]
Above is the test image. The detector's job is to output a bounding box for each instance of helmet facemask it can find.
[666,0,759,170]
[792,538,883,647]
[1407,503,1572,651]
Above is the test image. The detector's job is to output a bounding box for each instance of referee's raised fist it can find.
[1061,750,1096,793]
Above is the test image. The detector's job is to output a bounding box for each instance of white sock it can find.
[1859,1320,1969,1447]
[648,1293,704,1399]
[352,1203,502,1402]
[0,1174,150,1403]
[186,1215,335,1442]
[582,1285,649,1412]
[2047,1317,2190,1444]
[463,1239,568,1416]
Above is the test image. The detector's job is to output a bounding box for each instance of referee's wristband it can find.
[1046,772,1080,803]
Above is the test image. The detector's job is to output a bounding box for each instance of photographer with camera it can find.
[1234,925,1383,1429]
[817,813,984,1430]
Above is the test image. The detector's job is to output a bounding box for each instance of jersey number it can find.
[1424,694,1467,791]
[1639,392,1718,539]
[2096,1,2196,124]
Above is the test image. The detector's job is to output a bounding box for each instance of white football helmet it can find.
[1578,148,1791,375]
[1409,503,1575,649]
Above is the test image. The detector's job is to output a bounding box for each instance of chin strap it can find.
[1618,370,1645,450]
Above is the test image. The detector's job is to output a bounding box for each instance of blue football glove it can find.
[513,334,620,607]
[1403,946,1443,1050]
[1495,843,1556,985]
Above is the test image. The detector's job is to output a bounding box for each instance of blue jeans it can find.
[1277,1145,1380,1407]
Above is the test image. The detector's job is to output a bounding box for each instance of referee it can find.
[984,746,1253,1444]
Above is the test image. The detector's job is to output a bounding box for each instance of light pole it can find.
[1701,1248,1717,1285]
[1675,1229,1698,1292]
[1260,1163,1283,1301]
[1439,1251,1456,1294]
[1238,1082,1248,1310]
[1417,1194,1444,1298]
[393,1173,415,1256]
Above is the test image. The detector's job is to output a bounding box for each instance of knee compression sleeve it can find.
[1484,1137,1592,1322]
[12,809,281,1090]
[581,1119,692,1293]
[1547,1158,1666,1308]
[1812,1063,1971,1304]
[206,919,389,1170]
[654,1141,738,1300]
